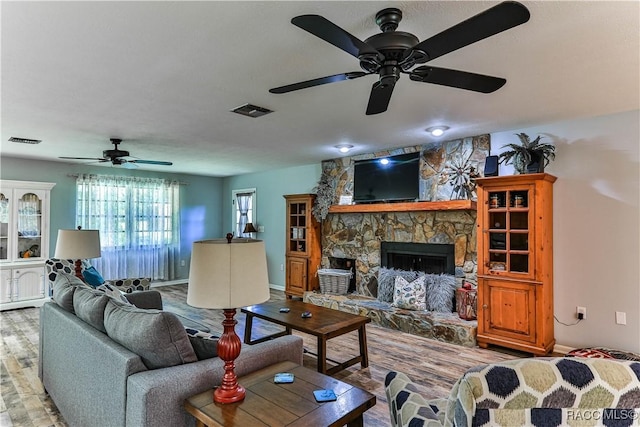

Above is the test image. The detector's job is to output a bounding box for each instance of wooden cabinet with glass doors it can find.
[284,194,321,298]
[0,180,56,310]
[475,173,556,355]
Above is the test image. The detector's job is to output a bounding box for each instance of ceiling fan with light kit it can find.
[270,1,530,115]
[59,138,173,168]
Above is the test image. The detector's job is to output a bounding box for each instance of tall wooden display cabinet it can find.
[475,173,556,355]
[284,194,321,298]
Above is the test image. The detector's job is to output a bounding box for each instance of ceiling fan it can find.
[59,138,173,168]
[269,1,530,115]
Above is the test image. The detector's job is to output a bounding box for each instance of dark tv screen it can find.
[353,152,420,203]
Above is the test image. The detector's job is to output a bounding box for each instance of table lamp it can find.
[54,226,101,280]
[187,237,270,404]
[242,222,257,237]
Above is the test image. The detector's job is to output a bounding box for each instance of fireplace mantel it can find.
[328,200,477,214]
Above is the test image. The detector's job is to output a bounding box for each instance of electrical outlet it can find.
[280,263,284,271]
[180,260,186,267]
[576,306,586,320]
[616,311,626,325]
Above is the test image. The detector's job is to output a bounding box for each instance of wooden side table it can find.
[184,361,375,427]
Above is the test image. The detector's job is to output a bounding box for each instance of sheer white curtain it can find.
[75,174,180,281]
[236,192,253,237]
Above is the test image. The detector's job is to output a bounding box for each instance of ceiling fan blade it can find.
[269,72,367,94]
[59,156,108,161]
[366,79,396,115]
[410,66,506,93]
[128,159,173,166]
[292,15,380,59]
[405,1,530,63]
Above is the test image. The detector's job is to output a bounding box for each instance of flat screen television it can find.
[353,152,420,203]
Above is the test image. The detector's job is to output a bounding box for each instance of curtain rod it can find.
[66,173,188,185]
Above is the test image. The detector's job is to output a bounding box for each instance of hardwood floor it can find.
[0,285,526,426]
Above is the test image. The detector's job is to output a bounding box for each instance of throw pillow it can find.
[51,272,91,313]
[377,268,420,303]
[392,276,427,311]
[96,283,132,305]
[103,300,197,369]
[73,286,110,332]
[82,266,105,288]
[425,274,457,312]
[185,328,219,360]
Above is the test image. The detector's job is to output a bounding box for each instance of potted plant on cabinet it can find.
[498,133,556,174]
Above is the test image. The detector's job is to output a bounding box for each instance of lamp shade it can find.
[187,239,270,309]
[54,229,101,259]
[243,222,257,234]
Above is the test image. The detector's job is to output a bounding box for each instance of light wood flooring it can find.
[0,285,527,426]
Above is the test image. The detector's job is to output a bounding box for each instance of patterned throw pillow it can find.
[96,283,132,305]
[185,328,219,360]
[392,276,427,311]
[377,268,420,303]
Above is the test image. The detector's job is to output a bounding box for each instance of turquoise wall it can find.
[222,163,321,287]
[0,156,224,280]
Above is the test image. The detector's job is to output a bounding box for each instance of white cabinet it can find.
[0,180,55,310]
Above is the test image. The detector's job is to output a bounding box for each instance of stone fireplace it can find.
[321,207,477,297]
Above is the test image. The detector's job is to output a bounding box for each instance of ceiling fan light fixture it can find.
[335,144,354,153]
[426,126,449,137]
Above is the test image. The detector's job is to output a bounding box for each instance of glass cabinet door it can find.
[288,201,308,254]
[486,188,532,277]
[0,193,8,261]
[16,192,43,260]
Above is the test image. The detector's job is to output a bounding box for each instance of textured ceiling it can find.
[1,1,638,177]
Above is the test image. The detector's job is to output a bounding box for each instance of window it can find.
[232,189,256,237]
[75,174,180,281]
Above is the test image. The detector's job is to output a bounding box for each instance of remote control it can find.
[301,311,312,318]
[279,307,290,313]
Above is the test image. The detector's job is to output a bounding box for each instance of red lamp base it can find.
[213,308,245,404]
[74,259,84,281]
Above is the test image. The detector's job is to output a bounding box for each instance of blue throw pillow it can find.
[82,266,105,288]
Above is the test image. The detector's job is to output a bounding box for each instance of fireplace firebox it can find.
[381,242,455,275]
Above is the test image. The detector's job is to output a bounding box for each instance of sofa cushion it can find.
[103,300,197,369]
[393,276,427,311]
[73,287,110,332]
[82,265,105,287]
[185,328,219,360]
[51,272,90,313]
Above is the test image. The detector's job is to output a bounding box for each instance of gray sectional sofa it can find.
[38,273,304,427]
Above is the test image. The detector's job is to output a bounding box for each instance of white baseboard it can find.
[270,284,285,292]
[553,344,574,355]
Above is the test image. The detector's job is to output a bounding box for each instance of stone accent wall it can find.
[322,209,477,296]
[319,135,489,296]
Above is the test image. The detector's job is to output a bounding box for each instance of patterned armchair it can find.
[45,258,151,293]
[385,357,640,427]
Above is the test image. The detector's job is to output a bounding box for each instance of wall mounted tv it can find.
[353,152,420,203]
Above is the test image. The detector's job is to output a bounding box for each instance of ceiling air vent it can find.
[230,103,273,118]
[9,137,42,144]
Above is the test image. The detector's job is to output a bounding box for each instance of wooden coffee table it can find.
[184,361,376,427]
[242,300,370,375]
